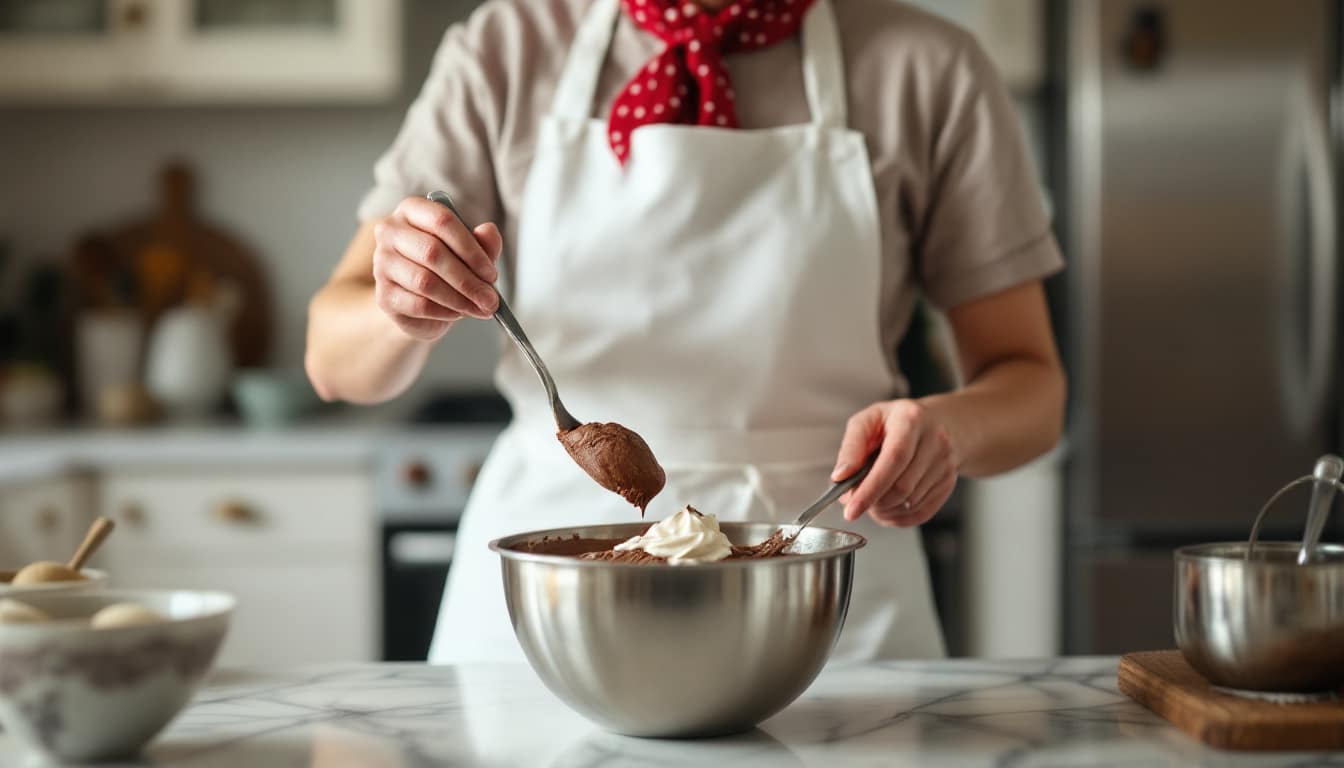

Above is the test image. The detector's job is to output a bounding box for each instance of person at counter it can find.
[305,0,1066,663]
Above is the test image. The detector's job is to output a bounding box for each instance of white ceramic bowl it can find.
[0,568,109,600]
[0,590,234,763]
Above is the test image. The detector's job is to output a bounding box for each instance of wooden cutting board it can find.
[1118,651,1344,751]
[69,161,272,367]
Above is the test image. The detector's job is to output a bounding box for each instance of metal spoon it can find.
[1299,454,1344,564]
[426,191,580,432]
[792,452,881,534]
[426,192,665,512]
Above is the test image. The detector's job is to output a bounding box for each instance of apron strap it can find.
[550,0,623,121]
[551,0,849,129]
[800,0,848,129]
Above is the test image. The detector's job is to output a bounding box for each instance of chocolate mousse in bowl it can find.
[490,507,865,738]
[522,506,795,564]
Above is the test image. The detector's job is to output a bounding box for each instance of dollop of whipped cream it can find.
[615,506,732,564]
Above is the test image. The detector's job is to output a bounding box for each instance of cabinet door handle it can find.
[214,501,261,526]
[121,503,146,527]
[463,462,482,489]
[120,1,150,30]
[35,506,61,533]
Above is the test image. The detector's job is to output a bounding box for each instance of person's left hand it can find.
[831,400,960,527]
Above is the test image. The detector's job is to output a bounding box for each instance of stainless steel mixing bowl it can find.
[1174,541,1344,692]
[490,522,865,737]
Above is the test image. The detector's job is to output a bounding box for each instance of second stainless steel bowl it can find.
[1174,541,1344,692]
[491,522,865,738]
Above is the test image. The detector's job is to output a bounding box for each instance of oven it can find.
[377,393,508,661]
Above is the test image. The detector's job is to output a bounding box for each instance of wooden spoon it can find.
[69,515,116,572]
[10,516,116,586]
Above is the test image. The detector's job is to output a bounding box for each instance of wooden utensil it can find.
[1118,650,1344,751]
[9,513,111,584]
[69,161,273,367]
[68,515,116,572]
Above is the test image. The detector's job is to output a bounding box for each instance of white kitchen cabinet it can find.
[0,474,93,571]
[0,0,401,104]
[94,466,378,668]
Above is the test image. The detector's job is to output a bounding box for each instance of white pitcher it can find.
[144,282,238,420]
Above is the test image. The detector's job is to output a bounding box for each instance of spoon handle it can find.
[68,516,115,572]
[793,452,880,529]
[426,192,581,432]
[492,295,581,431]
[1300,454,1344,564]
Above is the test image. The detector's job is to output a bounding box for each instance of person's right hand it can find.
[372,196,503,341]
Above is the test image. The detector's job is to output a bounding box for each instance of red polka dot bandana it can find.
[609,0,815,164]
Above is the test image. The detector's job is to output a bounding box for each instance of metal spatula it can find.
[793,452,880,533]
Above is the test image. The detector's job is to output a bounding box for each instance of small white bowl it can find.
[0,590,234,763]
[0,568,109,600]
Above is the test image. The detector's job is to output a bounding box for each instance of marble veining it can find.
[3,658,1343,767]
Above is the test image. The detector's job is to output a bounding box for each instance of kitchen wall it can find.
[0,0,1047,400]
[0,0,500,397]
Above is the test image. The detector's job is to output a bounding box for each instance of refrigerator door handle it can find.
[1277,81,1337,438]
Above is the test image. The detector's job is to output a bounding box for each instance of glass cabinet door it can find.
[192,0,337,32]
[0,0,109,36]
[165,0,398,101]
[0,0,398,102]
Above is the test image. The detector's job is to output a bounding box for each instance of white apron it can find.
[430,0,945,664]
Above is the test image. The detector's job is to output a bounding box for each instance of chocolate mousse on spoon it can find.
[558,422,665,513]
[427,192,666,513]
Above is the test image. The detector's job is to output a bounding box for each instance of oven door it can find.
[382,525,456,661]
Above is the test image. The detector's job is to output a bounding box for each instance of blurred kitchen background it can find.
[0,0,1339,667]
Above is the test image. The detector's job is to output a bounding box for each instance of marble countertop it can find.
[3,658,1340,767]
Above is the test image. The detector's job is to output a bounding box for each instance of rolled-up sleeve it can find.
[356,19,503,229]
[916,37,1063,309]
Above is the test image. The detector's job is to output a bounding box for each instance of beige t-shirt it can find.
[358,0,1063,379]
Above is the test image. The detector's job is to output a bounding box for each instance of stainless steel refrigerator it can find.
[1060,0,1343,653]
